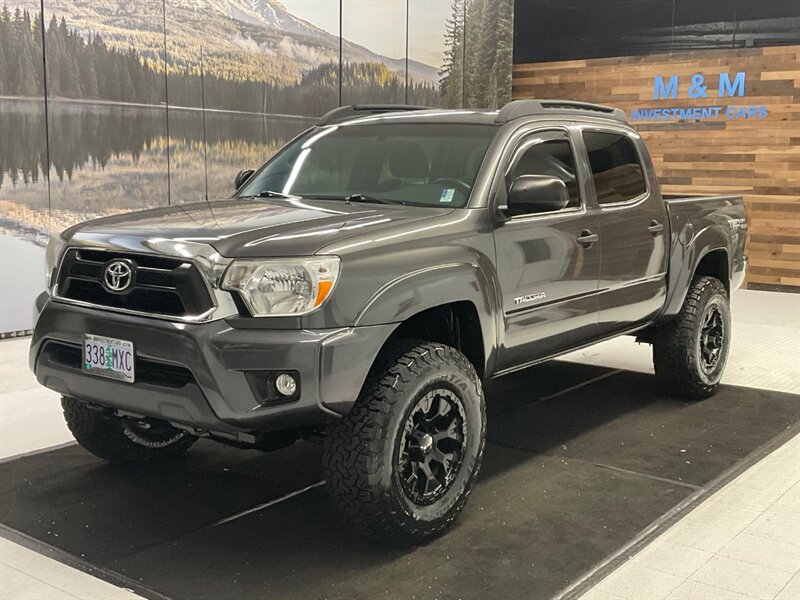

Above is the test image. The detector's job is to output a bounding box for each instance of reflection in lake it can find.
[0,97,311,331]
[0,99,50,244]
[0,98,311,238]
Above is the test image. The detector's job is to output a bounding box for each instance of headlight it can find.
[221,257,340,317]
[44,233,67,291]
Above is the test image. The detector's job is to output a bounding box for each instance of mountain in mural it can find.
[21,0,439,85]
[1,4,440,115]
[234,0,439,84]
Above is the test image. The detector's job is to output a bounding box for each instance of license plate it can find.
[83,334,135,383]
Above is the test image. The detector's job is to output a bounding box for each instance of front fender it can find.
[353,260,502,375]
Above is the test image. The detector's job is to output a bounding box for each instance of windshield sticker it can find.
[440,188,456,203]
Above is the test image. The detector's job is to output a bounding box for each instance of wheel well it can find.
[389,302,485,378]
[695,249,730,296]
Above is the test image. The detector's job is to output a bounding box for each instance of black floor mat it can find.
[1,362,797,600]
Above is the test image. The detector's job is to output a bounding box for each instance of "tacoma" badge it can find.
[514,291,546,305]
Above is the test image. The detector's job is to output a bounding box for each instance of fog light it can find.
[275,373,298,397]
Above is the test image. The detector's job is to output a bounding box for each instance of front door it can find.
[493,129,601,372]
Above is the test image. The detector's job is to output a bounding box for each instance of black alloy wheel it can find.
[699,304,725,373]
[652,275,731,400]
[323,339,486,544]
[398,388,467,506]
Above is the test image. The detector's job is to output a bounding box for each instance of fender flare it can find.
[663,223,731,317]
[353,261,502,375]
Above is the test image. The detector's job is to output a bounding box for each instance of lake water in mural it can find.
[0,97,311,331]
[1,98,311,239]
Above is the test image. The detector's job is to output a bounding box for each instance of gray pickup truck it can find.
[31,101,747,543]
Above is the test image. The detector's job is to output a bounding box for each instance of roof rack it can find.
[317,104,431,126]
[495,99,627,124]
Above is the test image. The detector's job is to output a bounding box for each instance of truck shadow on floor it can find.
[1,361,798,600]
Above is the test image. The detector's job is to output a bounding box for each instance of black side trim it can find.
[491,322,650,378]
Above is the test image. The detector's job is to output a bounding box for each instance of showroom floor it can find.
[0,289,797,600]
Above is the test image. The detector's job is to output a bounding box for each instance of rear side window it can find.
[582,132,647,204]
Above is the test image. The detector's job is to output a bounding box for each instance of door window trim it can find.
[496,128,586,222]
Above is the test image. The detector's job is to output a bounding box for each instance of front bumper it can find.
[30,295,395,435]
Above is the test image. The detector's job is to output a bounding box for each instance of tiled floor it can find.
[0,338,69,460]
[567,291,800,600]
[0,289,798,599]
[580,434,800,600]
[0,539,141,600]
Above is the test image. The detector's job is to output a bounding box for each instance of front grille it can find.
[43,341,195,389]
[55,249,214,318]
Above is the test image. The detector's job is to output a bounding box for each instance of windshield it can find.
[238,123,496,208]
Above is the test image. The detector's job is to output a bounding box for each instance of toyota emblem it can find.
[103,260,133,292]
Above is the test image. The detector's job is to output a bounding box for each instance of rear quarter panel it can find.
[662,195,747,316]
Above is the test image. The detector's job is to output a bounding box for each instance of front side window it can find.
[506,137,581,211]
[239,123,496,208]
[582,131,647,204]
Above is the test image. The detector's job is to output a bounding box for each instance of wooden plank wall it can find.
[513,46,800,291]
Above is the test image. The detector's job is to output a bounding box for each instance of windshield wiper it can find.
[303,193,405,205]
[346,193,392,204]
[241,190,296,200]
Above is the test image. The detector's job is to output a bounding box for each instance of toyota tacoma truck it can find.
[31,100,747,543]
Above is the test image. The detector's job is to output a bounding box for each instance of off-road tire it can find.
[653,276,731,400]
[323,339,486,545]
[62,397,196,464]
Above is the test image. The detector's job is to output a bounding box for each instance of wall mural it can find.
[0,0,514,333]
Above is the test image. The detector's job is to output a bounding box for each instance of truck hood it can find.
[63,198,453,258]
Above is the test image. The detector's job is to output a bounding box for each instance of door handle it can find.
[577,230,599,247]
[648,220,664,234]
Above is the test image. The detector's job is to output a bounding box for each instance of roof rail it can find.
[318,104,431,126]
[495,99,627,124]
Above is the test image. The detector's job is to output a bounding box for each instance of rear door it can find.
[578,128,669,334]
[492,128,601,372]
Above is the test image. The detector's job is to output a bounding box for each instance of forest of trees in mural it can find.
[440,0,514,109]
[0,0,513,233]
[1,1,513,112]
[0,0,514,237]
[0,6,43,97]
[0,6,438,114]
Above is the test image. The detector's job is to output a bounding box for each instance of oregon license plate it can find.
[83,334,135,383]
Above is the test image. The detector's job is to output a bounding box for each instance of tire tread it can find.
[62,397,195,464]
[323,339,485,544]
[653,276,729,400]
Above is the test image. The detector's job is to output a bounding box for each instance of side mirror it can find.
[234,169,255,191]
[502,175,569,217]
